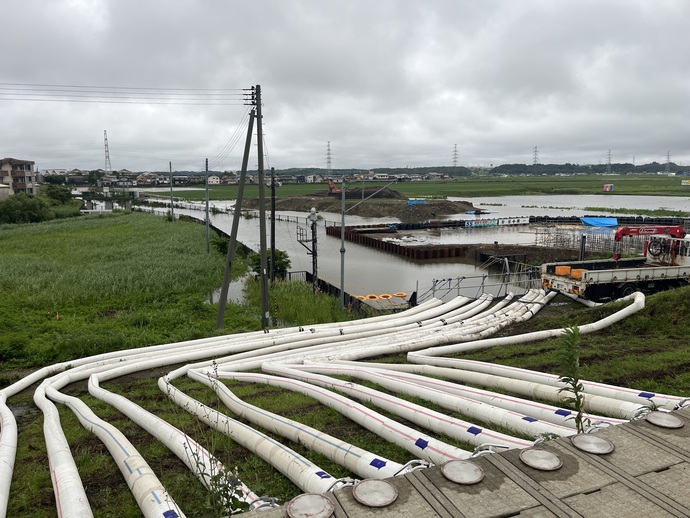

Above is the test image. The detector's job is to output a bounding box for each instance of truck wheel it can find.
[618,283,638,297]
[648,239,662,256]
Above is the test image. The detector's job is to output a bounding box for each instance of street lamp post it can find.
[340,177,398,311]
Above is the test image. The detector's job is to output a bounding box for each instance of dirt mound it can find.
[242,191,476,222]
[393,200,473,222]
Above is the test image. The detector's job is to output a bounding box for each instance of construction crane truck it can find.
[541,226,690,302]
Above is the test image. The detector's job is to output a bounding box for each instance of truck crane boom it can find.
[614,225,685,241]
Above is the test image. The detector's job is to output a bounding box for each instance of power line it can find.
[207,108,252,170]
[0,82,246,105]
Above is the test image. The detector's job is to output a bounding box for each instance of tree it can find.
[248,250,291,279]
[0,194,54,224]
[43,184,73,204]
[43,175,65,185]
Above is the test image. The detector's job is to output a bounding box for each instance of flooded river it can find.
[159,194,690,301]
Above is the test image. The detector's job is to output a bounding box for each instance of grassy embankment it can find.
[2,195,690,515]
[1,211,359,516]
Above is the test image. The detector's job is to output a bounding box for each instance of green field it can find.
[157,174,690,201]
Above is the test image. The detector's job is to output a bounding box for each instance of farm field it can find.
[162,174,690,201]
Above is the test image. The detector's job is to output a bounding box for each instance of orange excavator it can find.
[613,225,686,261]
[327,179,342,196]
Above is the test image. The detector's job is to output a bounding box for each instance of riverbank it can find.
[240,187,477,222]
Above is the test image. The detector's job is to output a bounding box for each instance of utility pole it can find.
[215,107,256,329]
[270,166,276,285]
[340,178,398,310]
[204,158,210,254]
[310,209,318,294]
[340,176,346,310]
[255,85,270,330]
[453,144,458,168]
[169,161,174,222]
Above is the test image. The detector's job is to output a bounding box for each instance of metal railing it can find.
[415,260,542,304]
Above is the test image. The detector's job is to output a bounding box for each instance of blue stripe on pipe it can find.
[638,391,656,399]
[315,471,332,479]
[415,438,429,449]
[370,459,387,469]
[467,426,482,435]
[555,409,572,417]
[522,416,538,423]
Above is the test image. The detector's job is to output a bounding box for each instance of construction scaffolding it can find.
[534,225,647,256]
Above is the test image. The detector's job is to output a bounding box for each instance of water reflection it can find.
[156,194,690,301]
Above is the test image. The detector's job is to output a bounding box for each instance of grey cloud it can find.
[2,0,689,171]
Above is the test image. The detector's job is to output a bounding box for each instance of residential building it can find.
[0,157,38,196]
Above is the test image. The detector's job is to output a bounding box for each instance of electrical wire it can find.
[0,82,249,106]
[207,107,252,170]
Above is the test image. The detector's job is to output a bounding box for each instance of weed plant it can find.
[556,327,589,433]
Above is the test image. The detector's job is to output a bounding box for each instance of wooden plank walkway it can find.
[252,408,690,517]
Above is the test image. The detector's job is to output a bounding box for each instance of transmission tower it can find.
[104,130,112,174]
[532,146,539,165]
[665,151,671,174]
[326,141,332,171]
[606,149,612,175]
[453,144,458,167]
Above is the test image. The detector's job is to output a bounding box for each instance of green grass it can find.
[0,212,233,368]
[161,174,690,201]
[583,206,690,217]
[456,290,690,396]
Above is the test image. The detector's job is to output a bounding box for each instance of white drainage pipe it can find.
[88,369,271,511]
[42,379,185,518]
[205,370,472,464]
[295,363,574,437]
[258,364,533,450]
[187,369,406,480]
[332,361,625,427]
[158,377,348,494]
[415,357,684,410]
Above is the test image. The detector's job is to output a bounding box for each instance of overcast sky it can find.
[2,0,689,172]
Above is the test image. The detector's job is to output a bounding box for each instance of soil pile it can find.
[242,188,476,222]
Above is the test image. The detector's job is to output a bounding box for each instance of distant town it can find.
[2,155,689,200]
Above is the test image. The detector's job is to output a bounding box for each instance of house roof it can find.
[1,157,35,166]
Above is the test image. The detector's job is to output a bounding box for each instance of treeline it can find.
[275,165,473,177]
[0,185,81,224]
[489,162,690,176]
[273,162,688,178]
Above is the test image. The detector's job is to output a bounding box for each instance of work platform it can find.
[253,408,690,517]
